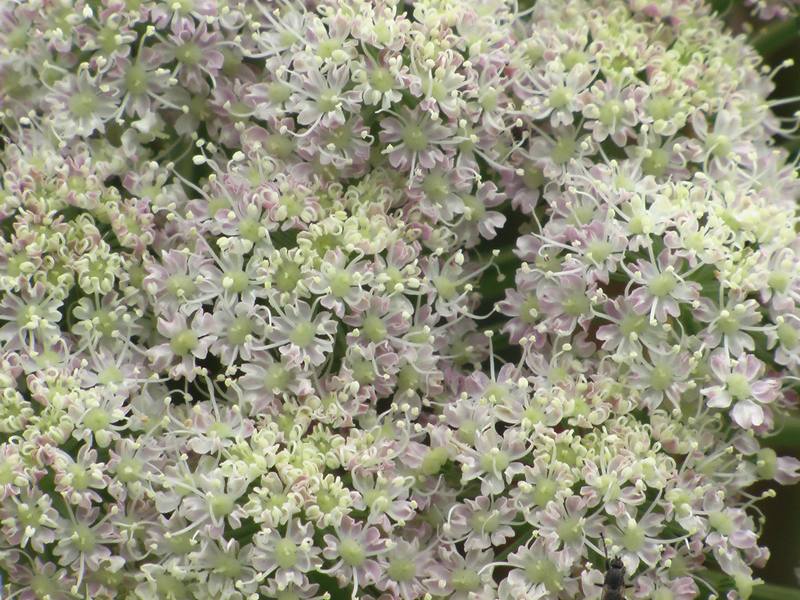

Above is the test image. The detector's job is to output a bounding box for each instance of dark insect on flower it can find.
[600,533,627,600]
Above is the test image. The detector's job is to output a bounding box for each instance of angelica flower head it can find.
[0,0,799,599]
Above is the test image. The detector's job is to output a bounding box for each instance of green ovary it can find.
[551,136,575,164]
[339,539,366,567]
[648,272,677,297]
[290,322,315,348]
[726,373,751,400]
[387,557,416,582]
[557,517,582,543]
[170,330,198,356]
[777,322,798,349]
[622,523,645,551]
[480,451,510,473]
[549,86,570,109]
[525,558,560,590]
[84,407,111,431]
[402,123,429,152]
[532,478,556,506]
[175,42,202,65]
[275,539,298,569]
[650,364,674,391]
[420,447,449,476]
[329,271,352,297]
[452,568,480,591]
[227,316,253,345]
[210,494,234,519]
[69,91,98,118]
[563,292,589,316]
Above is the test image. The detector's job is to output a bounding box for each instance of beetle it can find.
[600,533,626,600]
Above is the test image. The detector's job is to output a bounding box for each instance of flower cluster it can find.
[1,0,800,599]
[743,0,800,19]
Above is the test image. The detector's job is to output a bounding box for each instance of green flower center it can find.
[434,276,458,301]
[317,89,339,113]
[387,557,416,582]
[227,316,253,345]
[768,271,789,293]
[125,63,149,95]
[563,291,590,316]
[552,135,576,164]
[275,539,298,569]
[116,457,142,483]
[290,322,315,348]
[456,420,477,444]
[777,322,798,349]
[170,329,198,356]
[480,450,510,473]
[155,573,188,599]
[69,91,98,118]
[420,447,449,476]
[650,364,674,391]
[210,494,234,519]
[524,557,559,590]
[361,314,387,343]
[707,133,732,158]
[214,553,242,578]
[329,270,352,297]
[167,274,196,298]
[648,272,677,297]
[84,407,111,431]
[422,171,450,203]
[549,86,571,109]
[620,313,645,337]
[267,82,292,104]
[452,568,480,591]
[557,517,582,543]
[224,270,249,293]
[340,538,366,567]
[402,123,429,152]
[274,262,301,293]
[264,364,291,392]
[643,147,669,177]
[709,511,734,535]
[756,448,778,480]
[462,194,486,221]
[717,313,740,335]
[622,523,645,551]
[74,523,97,552]
[521,164,544,190]
[532,478,557,506]
[599,100,624,126]
[727,373,751,400]
[469,510,500,533]
[370,67,394,92]
[98,365,123,385]
[176,42,202,65]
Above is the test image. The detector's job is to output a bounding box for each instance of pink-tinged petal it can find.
[751,379,779,404]
[709,349,731,381]
[729,529,757,549]
[731,400,764,429]
[776,456,800,485]
[702,386,731,408]
[628,286,652,314]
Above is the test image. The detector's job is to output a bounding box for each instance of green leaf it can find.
[751,17,800,57]
[701,570,800,600]
[764,414,800,449]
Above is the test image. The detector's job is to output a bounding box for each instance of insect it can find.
[600,533,626,600]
